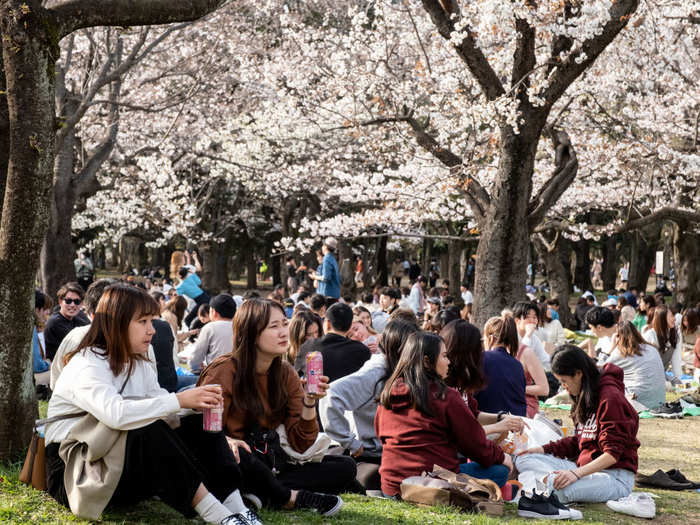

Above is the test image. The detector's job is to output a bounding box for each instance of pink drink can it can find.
[305,352,323,395]
[203,384,223,432]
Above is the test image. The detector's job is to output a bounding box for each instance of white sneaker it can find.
[606,492,656,519]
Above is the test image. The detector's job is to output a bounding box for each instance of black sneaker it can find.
[547,492,581,520]
[220,514,251,525]
[295,490,343,516]
[650,402,683,419]
[518,491,569,519]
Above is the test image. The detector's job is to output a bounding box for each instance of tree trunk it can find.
[0,53,8,217]
[119,235,143,272]
[673,226,700,307]
[199,241,229,293]
[534,234,571,329]
[421,237,431,277]
[572,239,592,292]
[601,235,617,292]
[376,235,388,287]
[245,247,257,290]
[271,251,282,287]
[447,239,463,297]
[0,2,57,458]
[627,229,658,292]
[473,126,542,328]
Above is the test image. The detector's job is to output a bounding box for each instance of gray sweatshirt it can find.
[318,352,386,456]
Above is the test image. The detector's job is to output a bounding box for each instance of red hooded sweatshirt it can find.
[542,364,639,473]
[375,380,505,496]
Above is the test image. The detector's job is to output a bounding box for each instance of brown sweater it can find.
[198,355,318,453]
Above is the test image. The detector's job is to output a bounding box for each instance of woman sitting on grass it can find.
[375,332,512,498]
[45,284,257,525]
[319,319,419,490]
[643,304,683,379]
[602,321,666,410]
[287,309,323,372]
[515,345,639,503]
[440,319,525,486]
[198,298,356,516]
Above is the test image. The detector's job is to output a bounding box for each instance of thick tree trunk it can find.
[627,229,658,292]
[673,226,700,307]
[473,126,542,328]
[421,237,431,277]
[0,2,57,458]
[601,235,617,292]
[447,239,463,297]
[572,239,592,292]
[199,241,229,293]
[376,235,388,287]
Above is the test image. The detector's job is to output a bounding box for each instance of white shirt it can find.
[46,348,180,445]
[461,290,474,305]
[50,324,157,390]
[520,332,551,372]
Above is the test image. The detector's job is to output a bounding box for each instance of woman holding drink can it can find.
[44,284,260,525]
[199,298,357,517]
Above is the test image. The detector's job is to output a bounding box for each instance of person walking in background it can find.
[74,251,94,291]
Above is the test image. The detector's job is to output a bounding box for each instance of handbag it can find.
[244,423,289,475]
[400,464,503,516]
[19,411,87,491]
[20,371,130,491]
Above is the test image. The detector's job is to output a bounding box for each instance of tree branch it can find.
[616,207,700,233]
[75,40,122,198]
[528,128,579,229]
[47,0,227,39]
[543,0,640,106]
[419,0,505,101]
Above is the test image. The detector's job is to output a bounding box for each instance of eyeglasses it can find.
[63,298,82,305]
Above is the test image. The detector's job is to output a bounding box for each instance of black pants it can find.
[46,414,242,518]
[237,448,357,508]
[184,292,211,328]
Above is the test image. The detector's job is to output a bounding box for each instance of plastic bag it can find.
[501,414,563,454]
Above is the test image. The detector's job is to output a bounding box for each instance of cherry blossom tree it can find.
[0,0,228,460]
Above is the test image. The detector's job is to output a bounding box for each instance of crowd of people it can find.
[27,238,700,524]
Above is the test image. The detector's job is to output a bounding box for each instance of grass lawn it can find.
[1,406,698,524]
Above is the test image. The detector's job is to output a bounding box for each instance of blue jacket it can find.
[318,253,341,298]
[176,273,204,300]
[33,327,50,374]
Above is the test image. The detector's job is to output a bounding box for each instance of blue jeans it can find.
[514,453,634,503]
[459,462,509,487]
[177,374,198,392]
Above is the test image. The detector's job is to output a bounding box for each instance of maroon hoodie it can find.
[375,380,505,496]
[542,364,639,473]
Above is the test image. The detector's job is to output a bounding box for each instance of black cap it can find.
[209,294,236,319]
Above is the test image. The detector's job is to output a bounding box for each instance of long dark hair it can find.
[551,345,600,425]
[66,284,159,377]
[232,298,289,422]
[165,295,188,326]
[682,308,700,336]
[380,319,420,381]
[379,332,446,417]
[441,319,486,393]
[650,304,678,352]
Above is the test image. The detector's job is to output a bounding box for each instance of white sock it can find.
[223,489,249,514]
[194,493,232,524]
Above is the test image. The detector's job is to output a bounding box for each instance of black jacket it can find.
[298,333,371,383]
[151,318,178,392]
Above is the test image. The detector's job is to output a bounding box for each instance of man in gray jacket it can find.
[189,294,236,372]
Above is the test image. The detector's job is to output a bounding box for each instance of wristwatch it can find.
[497,411,507,422]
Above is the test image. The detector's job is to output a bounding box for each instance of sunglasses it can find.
[63,298,82,305]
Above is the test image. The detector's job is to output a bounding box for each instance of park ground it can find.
[1,401,699,524]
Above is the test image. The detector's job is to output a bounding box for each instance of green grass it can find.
[2,407,699,524]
